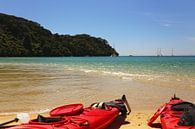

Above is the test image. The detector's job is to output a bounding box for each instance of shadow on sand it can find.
[106,115,130,129]
[106,115,162,129]
[150,123,162,129]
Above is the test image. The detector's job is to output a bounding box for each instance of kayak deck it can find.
[5,95,130,129]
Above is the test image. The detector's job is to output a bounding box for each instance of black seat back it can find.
[171,102,194,111]
[178,104,195,126]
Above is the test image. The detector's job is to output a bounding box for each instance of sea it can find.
[0,56,195,115]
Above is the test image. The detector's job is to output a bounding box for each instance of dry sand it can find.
[107,110,161,129]
[0,110,161,129]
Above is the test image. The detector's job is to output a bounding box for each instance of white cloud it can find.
[161,23,171,27]
[140,12,183,28]
[187,37,195,42]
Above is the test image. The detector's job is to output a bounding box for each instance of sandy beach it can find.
[107,110,160,129]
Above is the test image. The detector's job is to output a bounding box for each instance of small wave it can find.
[80,69,98,73]
[121,77,133,81]
[74,68,158,82]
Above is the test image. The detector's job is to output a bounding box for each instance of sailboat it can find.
[157,48,163,57]
[171,48,174,56]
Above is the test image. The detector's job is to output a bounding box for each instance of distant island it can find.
[0,13,118,57]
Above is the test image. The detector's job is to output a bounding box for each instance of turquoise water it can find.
[0,56,195,114]
[0,56,195,86]
[1,56,195,75]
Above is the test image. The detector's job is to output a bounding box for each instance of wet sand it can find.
[1,66,195,113]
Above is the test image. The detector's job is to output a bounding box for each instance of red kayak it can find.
[148,95,195,129]
[2,95,131,129]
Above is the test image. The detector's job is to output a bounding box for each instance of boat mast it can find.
[171,48,174,56]
[157,48,159,56]
[160,48,163,56]
[157,48,163,56]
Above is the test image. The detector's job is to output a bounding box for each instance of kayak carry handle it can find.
[122,95,131,115]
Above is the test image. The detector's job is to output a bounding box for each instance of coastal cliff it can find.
[0,13,118,57]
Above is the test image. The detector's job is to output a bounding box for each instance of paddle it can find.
[122,95,131,115]
[0,113,30,128]
[0,118,19,127]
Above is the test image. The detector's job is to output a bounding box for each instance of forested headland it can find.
[0,13,118,57]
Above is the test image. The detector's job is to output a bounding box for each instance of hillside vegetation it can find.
[0,13,118,57]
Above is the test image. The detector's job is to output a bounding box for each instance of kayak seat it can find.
[91,101,127,115]
[171,102,194,111]
[32,115,64,123]
[106,102,127,115]
[91,102,108,110]
[178,105,195,126]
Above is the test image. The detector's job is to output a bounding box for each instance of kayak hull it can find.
[149,97,195,129]
[161,107,195,129]
[7,96,129,129]
[8,108,119,129]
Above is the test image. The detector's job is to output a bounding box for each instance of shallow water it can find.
[0,56,195,115]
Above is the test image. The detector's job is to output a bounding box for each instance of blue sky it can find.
[0,0,195,55]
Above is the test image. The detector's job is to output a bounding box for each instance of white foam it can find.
[0,109,50,116]
[72,67,159,82]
